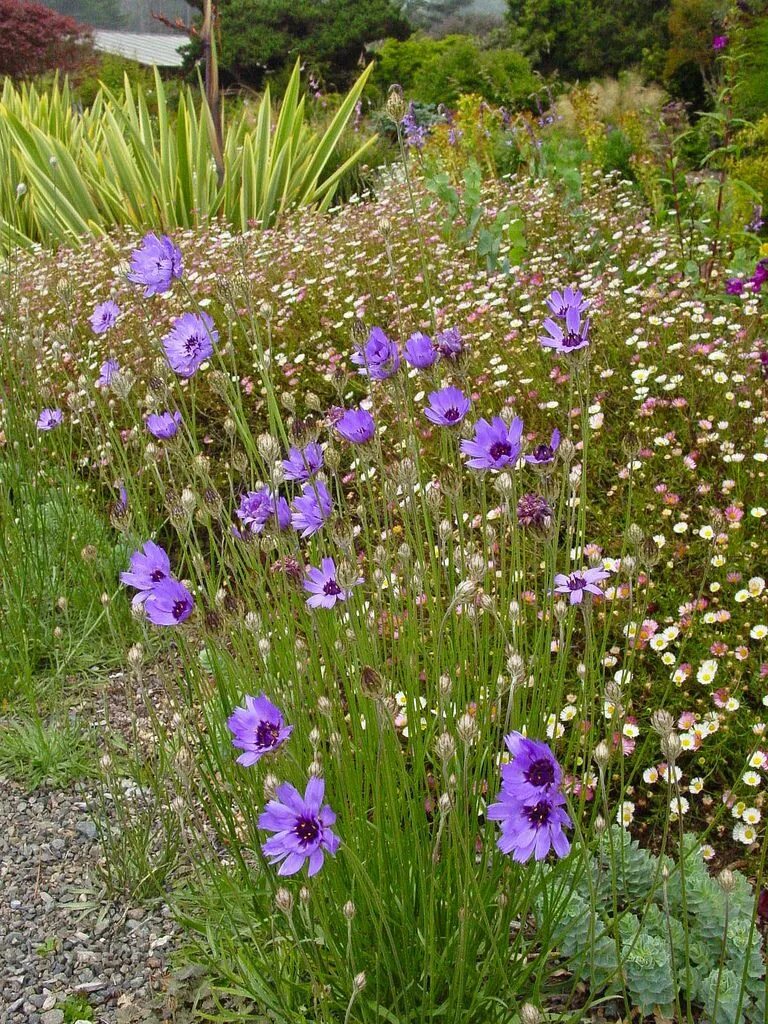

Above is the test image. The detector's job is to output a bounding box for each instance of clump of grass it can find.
[0,715,95,789]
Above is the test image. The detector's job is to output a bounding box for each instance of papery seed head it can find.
[661,732,682,763]
[456,713,478,745]
[263,773,279,800]
[275,888,294,915]
[651,709,674,737]
[353,972,367,993]
[435,731,456,763]
[594,740,611,768]
[520,1004,543,1024]
[717,869,736,894]
[343,900,356,920]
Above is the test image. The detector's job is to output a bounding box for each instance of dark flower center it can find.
[443,407,460,422]
[525,800,552,828]
[323,578,342,596]
[533,444,553,462]
[150,569,166,582]
[295,815,320,845]
[568,574,586,591]
[563,331,584,349]
[525,757,556,788]
[172,599,190,620]
[184,334,203,356]
[489,441,512,461]
[255,720,280,748]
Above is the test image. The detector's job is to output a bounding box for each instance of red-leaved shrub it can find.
[0,0,92,78]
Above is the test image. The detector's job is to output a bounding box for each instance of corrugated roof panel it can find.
[93,31,187,67]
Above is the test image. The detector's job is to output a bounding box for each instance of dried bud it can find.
[456,712,478,745]
[127,643,144,668]
[558,437,576,464]
[717,869,737,894]
[343,900,356,920]
[651,709,674,737]
[353,971,367,994]
[594,815,606,834]
[434,731,456,764]
[385,84,406,121]
[622,431,641,458]
[520,1005,544,1024]
[275,888,294,915]
[361,665,386,699]
[181,487,196,514]
[594,740,611,769]
[263,773,279,800]
[660,731,682,763]
[627,523,644,547]
[257,433,281,466]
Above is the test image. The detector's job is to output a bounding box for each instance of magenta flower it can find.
[499,732,562,801]
[259,777,340,877]
[460,416,523,471]
[36,408,63,431]
[540,306,590,354]
[162,312,218,378]
[120,540,171,595]
[525,428,560,465]
[334,407,376,444]
[89,300,120,334]
[424,386,471,426]
[146,410,181,439]
[227,694,293,766]
[725,278,745,295]
[96,358,120,389]
[291,481,333,538]
[143,578,195,626]
[304,557,362,609]
[545,287,589,318]
[404,332,437,369]
[553,566,611,604]
[128,233,183,296]
[351,326,400,380]
[487,789,571,863]
[713,34,728,50]
[282,443,324,482]
[236,487,291,534]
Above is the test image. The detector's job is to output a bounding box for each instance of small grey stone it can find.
[40,1010,64,1024]
[75,821,97,840]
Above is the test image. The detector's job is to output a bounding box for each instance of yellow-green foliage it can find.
[0,61,376,252]
[730,115,768,209]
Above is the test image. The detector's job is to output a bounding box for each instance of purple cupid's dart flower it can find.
[36,408,63,431]
[351,326,400,380]
[461,416,523,471]
[751,259,768,292]
[89,300,120,335]
[128,233,182,297]
[162,312,218,378]
[143,577,195,626]
[120,540,171,596]
[146,410,181,439]
[540,306,590,354]
[553,566,611,605]
[487,789,571,863]
[96,358,120,389]
[291,480,333,538]
[525,428,560,465]
[227,695,293,766]
[435,327,463,360]
[335,407,376,444]
[546,287,589,318]
[282,443,324,482]
[304,557,362,609]
[404,331,437,369]
[237,487,291,534]
[726,278,745,295]
[517,493,553,529]
[424,386,471,426]
[499,732,562,801]
[259,777,340,877]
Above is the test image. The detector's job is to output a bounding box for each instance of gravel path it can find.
[0,779,177,1024]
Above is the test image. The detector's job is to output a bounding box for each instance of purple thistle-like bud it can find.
[516,493,553,528]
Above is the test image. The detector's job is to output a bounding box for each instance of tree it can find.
[0,0,92,78]
[204,0,411,89]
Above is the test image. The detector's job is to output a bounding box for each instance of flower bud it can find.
[717,868,736,894]
[343,900,356,920]
[435,731,456,764]
[651,709,674,737]
[456,712,478,745]
[660,731,682,763]
[520,1005,543,1024]
[275,888,294,915]
[353,971,367,993]
[594,740,611,768]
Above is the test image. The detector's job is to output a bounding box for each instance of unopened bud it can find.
[275,888,294,914]
[353,971,367,993]
[718,868,737,894]
[520,1005,543,1024]
[435,731,456,764]
[660,732,682,763]
[343,900,356,920]
[651,709,674,737]
[594,740,611,768]
[456,712,478,745]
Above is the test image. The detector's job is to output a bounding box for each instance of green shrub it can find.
[374,33,537,108]
[71,54,157,109]
[732,17,768,122]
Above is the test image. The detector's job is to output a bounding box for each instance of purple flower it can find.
[401,102,428,149]
[335,407,376,444]
[146,410,181,439]
[525,428,560,465]
[304,557,362,609]
[499,732,562,801]
[546,287,589,318]
[487,789,571,863]
[751,259,768,292]
[291,480,333,538]
[227,694,293,766]
[36,408,63,431]
[435,327,463,360]
[120,540,171,594]
[747,205,764,234]
[282,443,324,482]
[351,326,400,380]
[143,578,195,626]
[404,332,437,369]
[553,566,611,604]
[725,277,745,295]
[89,300,120,334]
[460,416,523,471]
[162,312,218,378]
[540,306,590,354]
[96,358,120,389]
[517,493,553,528]
[259,777,340,877]
[237,487,291,534]
[128,233,183,297]
[713,34,729,50]
[424,386,471,426]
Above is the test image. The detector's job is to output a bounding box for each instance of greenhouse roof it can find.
[93,31,187,67]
